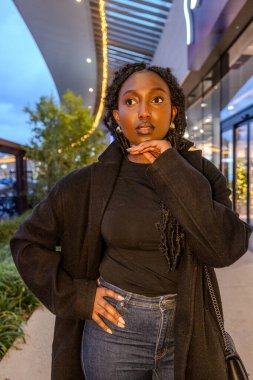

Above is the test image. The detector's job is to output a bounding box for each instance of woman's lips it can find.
[136,124,154,135]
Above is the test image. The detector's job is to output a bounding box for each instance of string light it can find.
[0,156,15,164]
[71,0,108,147]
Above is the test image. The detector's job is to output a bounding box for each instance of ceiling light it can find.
[227,105,234,110]
[76,0,82,2]
[184,131,189,138]
[193,126,198,130]
[200,129,204,133]
[86,58,92,63]
[205,118,211,123]
[89,88,94,93]
[201,102,207,107]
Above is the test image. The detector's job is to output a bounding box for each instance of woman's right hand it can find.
[92,286,126,334]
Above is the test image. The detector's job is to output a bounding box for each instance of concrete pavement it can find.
[0,306,54,380]
[0,250,253,380]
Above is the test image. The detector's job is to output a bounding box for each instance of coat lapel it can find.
[85,142,124,277]
[180,148,203,172]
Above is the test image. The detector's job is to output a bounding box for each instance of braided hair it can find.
[104,62,194,152]
[103,62,194,271]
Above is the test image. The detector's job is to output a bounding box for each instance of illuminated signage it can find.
[184,0,202,45]
[190,0,201,9]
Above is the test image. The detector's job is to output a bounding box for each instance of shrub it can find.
[0,211,30,245]
[0,212,40,360]
[0,244,11,263]
[0,311,24,358]
[0,262,40,317]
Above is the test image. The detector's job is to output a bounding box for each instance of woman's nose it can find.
[138,102,151,119]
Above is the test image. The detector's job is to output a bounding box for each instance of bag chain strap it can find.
[204,265,232,354]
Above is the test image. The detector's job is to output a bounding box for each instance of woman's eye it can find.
[125,98,137,105]
[152,96,164,104]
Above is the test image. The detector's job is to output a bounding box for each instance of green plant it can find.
[0,311,24,358]
[0,212,40,359]
[0,262,40,314]
[24,90,108,201]
[236,160,247,207]
[0,211,31,245]
[0,262,40,359]
[0,244,11,263]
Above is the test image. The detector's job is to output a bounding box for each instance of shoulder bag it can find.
[204,265,249,380]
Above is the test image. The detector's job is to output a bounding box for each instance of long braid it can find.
[103,62,194,271]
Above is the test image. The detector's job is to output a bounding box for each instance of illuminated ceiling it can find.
[13,0,172,119]
[91,0,172,111]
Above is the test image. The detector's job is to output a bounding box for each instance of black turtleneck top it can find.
[99,156,178,296]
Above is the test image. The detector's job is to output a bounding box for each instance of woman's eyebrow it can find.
[122,87,167,96]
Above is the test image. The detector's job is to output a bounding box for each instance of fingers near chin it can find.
[142,151,156,163]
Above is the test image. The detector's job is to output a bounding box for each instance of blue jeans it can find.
[81,277,177,379]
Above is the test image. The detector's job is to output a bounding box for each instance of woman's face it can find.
[113,70,177,146]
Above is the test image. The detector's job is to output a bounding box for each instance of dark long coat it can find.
[10,141,252,380]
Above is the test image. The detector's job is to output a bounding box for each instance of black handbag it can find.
[204,266,249,380]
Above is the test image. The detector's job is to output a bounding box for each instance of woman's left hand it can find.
[127,140,172,163]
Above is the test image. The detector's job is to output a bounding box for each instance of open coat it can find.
[10,141,252,380]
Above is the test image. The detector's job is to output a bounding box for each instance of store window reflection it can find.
[0,153,16,217]
[235,124,248,222]
[187,84,220,166]
[221,129,233,201]
[250,121,253,225]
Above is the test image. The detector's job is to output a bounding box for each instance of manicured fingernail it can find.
[118,322,125,328]
[118,295,125,301]
[118,317,125,324]
[107,328,113,334]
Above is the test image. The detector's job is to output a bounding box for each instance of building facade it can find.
[153,0,253,224]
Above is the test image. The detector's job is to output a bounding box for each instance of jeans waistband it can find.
[99,276,177,305]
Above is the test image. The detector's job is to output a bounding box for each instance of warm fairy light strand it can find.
[71,0,108,147]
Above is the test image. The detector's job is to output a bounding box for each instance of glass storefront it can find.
[187,83,220,166]
[221,118,253,224]
[186,20,253,223]
[220,21,253,122]
[235,123,248,222]
[250,121,253,225]
[221,129,233,201]
[220,20,253,223]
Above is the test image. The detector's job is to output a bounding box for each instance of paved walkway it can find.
[0,250,253,380]
[0,307,54,380]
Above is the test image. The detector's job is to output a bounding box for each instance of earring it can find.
[114,125,130,154]
[116,125,122,133]
[170,122,175,130]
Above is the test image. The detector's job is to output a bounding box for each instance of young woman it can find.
[11,62,252,380]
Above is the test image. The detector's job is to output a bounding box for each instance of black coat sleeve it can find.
[146,148,252,267]
[10,178,97,320]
